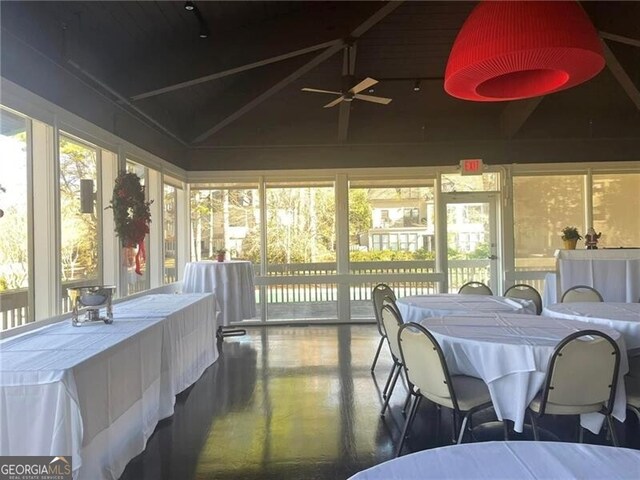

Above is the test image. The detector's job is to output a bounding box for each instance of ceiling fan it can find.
[301,77,392,108]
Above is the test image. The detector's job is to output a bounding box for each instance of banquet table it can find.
[418,313,628,433]
[543,302,640,352]
[347,441,640,480]
[396,294,536,323]
[0,293,217,480]
[555,248,640,303]
[182,260,257,326]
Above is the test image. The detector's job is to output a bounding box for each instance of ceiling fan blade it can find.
[350,77,378,94]
[354,93,392,105]
[302,87,341,95]
[323,96,345,108]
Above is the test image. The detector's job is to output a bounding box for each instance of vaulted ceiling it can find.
[1,1,640,170]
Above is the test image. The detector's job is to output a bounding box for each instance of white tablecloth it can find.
[544,302,640,352]
[556,249,640,303]
[419,313,628,433]
[396,294,536,323]
[348,441,640,480]
[182,261,257,326]
[0,293,217,480]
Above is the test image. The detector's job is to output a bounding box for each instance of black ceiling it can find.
[1,1,640,168]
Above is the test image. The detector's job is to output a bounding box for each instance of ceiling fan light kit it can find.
[444,0,605,102]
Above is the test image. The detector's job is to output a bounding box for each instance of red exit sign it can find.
[460,158,483,175]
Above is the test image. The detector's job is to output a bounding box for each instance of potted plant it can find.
[215,247,226,262]
[561,226,582,250]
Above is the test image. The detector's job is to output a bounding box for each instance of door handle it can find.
[487,255,498,260]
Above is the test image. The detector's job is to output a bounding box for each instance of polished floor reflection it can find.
[119,325,640,480]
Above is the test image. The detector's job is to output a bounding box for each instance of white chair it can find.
[504,284,542,315]
[458,281,493,295]
[527,330,620,446]
[379,303,405,416]
[371,283,396,373]
[396,322,493,456]
[561,285,603,303]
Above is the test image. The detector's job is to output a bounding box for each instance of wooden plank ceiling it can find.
[1,1,639,150]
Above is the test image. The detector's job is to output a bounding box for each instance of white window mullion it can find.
[148,168,163,288]
[32,119,59,320]
[101,150,119,290]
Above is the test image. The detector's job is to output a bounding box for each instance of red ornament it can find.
[444,1,605,102]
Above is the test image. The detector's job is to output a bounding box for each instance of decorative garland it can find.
[107,171,152,275]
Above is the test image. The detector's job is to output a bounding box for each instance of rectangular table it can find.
[554,248,640,303]
[0,293,217,480]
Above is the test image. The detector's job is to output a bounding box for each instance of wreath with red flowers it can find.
[107,171,152,274]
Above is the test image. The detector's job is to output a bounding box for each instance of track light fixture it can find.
[184,1,210,40]
[413,80,421,92]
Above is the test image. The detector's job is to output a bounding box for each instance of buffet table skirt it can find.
[348,441,640,480]
[0,293,216,480]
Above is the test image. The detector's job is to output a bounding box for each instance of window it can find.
[59,135,101,312]
[592,173,640,248]
[0,109,30,329]
[513,175,586,270]
[125,159,149,295]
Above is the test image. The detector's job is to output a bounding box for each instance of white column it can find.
[31,119,59,320]
[335,174,350,321]
[101,150,119,291]
[176,185,189,285]
[148,168,163,288]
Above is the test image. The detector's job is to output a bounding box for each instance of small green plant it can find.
[561,226,582,241]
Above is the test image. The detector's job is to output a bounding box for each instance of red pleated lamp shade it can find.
[444,0,605,102]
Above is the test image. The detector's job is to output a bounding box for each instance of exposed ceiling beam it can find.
[500,96,545,138]
[602,40,640,111]
[599,31,640,48]
[338,44,357,143]
[192,1,404,144]
[130,40,340,101]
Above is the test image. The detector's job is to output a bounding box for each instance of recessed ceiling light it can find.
[184,1,195,11]
[413,80,421,92]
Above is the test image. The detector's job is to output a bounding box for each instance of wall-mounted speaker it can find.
[80,179,94,214]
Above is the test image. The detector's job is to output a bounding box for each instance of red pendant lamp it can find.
[444,1,605,102]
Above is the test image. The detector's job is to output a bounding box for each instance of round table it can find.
[544,302,640,352]
[182,261,257,326]
[396,294,536,323]
[419,313,627,433]
[348,441,640,479]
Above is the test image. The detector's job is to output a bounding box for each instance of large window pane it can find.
[163,184,177,284]
[348,179,436,318]
[593,173,640,248]
[265,182,336,320]
[59,135,100,312]
[0,109,30,329]
[125,159,149,295]
[513,175,586,270]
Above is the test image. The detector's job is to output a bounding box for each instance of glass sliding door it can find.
[0,109,31,329]
[59,135,101,312]
[163,183,177,284]
[265,181,336,321]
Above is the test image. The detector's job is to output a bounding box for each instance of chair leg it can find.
[380,365,401,416]
[606,415,619,447]
[529,410,540,441]
[396,395,421,457]
[402,389,412,416]
[457,412,471,444]
[382,363,397,399]
[371,336,384,373]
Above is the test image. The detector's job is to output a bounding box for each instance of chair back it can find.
[380,304,404,362]
[458,281,493,295]
[561,285,603,303]
[541,330,620,414]
[504,284,542,314]
[397,322,456,409]
[372,284,396,336]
